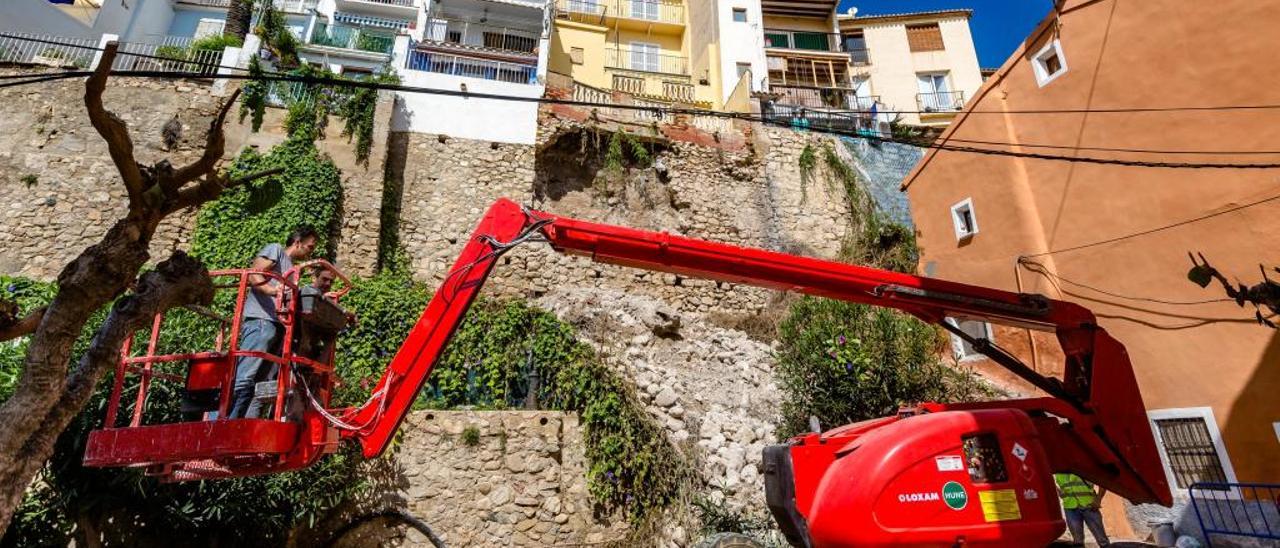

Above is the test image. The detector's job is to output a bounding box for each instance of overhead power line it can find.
[7,67,1280,169]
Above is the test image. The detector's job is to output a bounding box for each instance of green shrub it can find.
[461,426,481,447]
[190,35,243,52]
[155,44,189,61]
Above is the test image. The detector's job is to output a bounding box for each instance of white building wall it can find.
[120,0,177,42]
[715,0,766,104]
[392,70,544,144]
[0,0,96,38]
[854,15,981,125]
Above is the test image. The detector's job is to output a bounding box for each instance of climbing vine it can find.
[238,55,268,132]
[337,69,400,164]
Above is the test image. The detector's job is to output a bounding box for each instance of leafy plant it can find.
[821,144,918,273]
[255,2,299,66]
[238,55,268,132]
[155,45,189,62]
[190,34,243,53]
[337,68,399,164]
[461,426,481,447]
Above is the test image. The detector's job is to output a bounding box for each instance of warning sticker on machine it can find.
[979,489,1022,522]
[935,456,964,472]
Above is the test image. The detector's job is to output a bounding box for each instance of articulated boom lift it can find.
[84,198,1171,546]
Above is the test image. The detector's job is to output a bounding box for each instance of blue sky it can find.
[838,0,1053,67]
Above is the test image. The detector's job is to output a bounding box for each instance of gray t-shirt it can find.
[242,243,292,322]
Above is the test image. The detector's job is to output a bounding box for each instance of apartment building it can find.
[837,8,982,126]
[903,0,1280,538]
[758,0,871,129]
[394,0,551,142]
[549,0,714,108]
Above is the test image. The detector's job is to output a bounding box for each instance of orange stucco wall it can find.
[904,0,1280,493]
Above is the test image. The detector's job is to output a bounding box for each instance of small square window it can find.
[732,8,748,22]
[1033,39,1068,87]
[947,318,992,361]
[950,198,977,240]
[570,47,585,64]
[1149,408,1237,494]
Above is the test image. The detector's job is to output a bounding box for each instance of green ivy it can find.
[238,55,268,132]
[821,144,918,273]
[190,138,342,270]
[337,69,399,164]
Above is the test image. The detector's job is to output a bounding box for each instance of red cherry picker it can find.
[83,198,1171,546]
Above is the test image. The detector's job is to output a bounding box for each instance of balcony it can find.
[274,0,318,13]
[554,0,684,31]
[334,0,417,18]
[763,29,842,53]
[769,84,876,111]
[610,72,694,103]
[308,23,396,55]
[405,49,538,84]
[424,18,541,56]
[605,47,687,75]
[917,90,965,113]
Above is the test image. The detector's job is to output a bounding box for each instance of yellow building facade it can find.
[549,0,718,108]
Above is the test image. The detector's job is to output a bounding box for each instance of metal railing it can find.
[761,101,886,136]
[308,23,395,55]
[616,0,683,25]
[111,38,226,76]
[763,29,841,52]
[0,33,97,68]
[404,49,538,84]
[605,47,687,75]
[848,47,871,66]
[175,0,232,7]
[1190,482,1280,547]
[609,72,693,103]
[770,84,870,111]
[424,18,540,54]
[556,0,608,25]
[275,0,319,12]
[917,90,965,112]
[342,0,415,7]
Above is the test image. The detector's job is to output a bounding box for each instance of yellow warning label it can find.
[979,489,1022,522]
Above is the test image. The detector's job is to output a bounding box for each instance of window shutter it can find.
[906,23,945,52]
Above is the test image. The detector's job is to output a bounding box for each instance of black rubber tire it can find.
[693,532,765,548]
[324,509,446,548]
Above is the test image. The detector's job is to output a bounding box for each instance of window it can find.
[570,47,585,64]
[735,62,752,80]
[732,8,747,22]
[844,32,869,65]
[1032,39,1068,87]
[946,318,991,361]
[1149,408,1237,491]
[917,72,952,111]
[631,0,658,21]
[950,197,977,240]
[194,18,226,40]
[963,433,1008,484]
[446,30,462,44]
[630,42,661,72]
[906,23,944,52]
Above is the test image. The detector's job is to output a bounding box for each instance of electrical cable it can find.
[936,136,1280,156]
[1017,258,1232,306]
[6,32,1280,166]
[1020,191,1280,257]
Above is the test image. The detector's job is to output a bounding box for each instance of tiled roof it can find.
[838,8,972,25]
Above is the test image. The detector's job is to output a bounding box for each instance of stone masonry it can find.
[0,67,388,278]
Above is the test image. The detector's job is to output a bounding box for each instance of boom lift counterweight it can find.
[84,198,1171,546]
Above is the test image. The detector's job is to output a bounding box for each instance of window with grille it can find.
[1154,417,1229,489]
[906,23,945,52]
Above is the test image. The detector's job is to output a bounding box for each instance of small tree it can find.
[225,0,254,41]
[0,44,277,534]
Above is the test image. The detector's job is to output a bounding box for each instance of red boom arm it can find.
[342,198,1171,506]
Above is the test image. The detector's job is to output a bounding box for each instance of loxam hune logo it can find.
[942,481,968,510]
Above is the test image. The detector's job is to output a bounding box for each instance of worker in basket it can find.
[228,226,319,419]
[278,263,356,420]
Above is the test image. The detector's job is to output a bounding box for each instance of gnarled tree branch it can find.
[169,88,243,190]
[84,42,146,208]
[0,306,46,343]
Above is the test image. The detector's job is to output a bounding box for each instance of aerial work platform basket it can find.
[83,262,350,481]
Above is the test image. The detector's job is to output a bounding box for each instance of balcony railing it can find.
[848,47,870,66]
[763,29,841,52]
[610,73,694,102]
[616,0,683,25]
[917,90,965,112]
[557,0,607,24]
[405,49,538,84]
[770,84,875,111]
[346,0,414,7]
[308,23,395,55]
[274,0,318,12]
[605,47,688,75]
[761,102,885,136]
[424,18,540,54]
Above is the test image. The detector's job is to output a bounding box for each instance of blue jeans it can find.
[1065,507,1110,546]
[228,319,281,419]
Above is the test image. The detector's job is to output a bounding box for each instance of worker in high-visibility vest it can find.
[1055,473,1111,546]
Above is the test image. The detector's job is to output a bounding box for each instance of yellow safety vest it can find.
[1055,473,1099,509]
